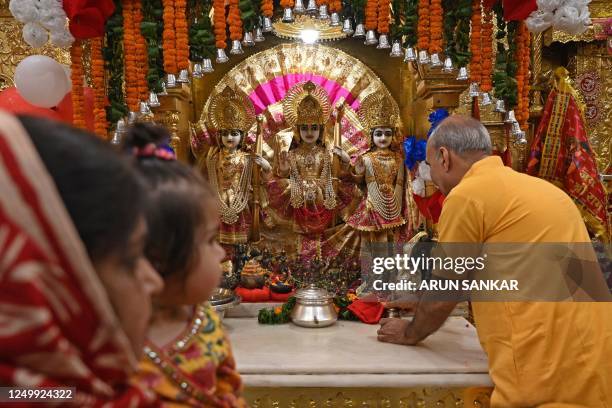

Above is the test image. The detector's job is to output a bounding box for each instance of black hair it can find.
[123,122,214,279]
[19,115,146,264]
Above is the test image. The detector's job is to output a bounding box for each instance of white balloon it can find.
[14,55,69,108]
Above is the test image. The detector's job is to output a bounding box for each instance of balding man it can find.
[377,115,612,407]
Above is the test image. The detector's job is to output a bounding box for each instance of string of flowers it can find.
[70,40,86,130]
[469,0,482,84]
[104,1,128,126]
[175,0,189,70]
[377,0,390,34]
[214,0,227,49]
[515,21,531,128]
[133,0,149,102]
[141,0,164,93]
[91,37,107,138]
[352,0,366,26]
[480,4,493,93]
[365,0,378,31]
[123,0,140,111]
[261,0,273,17]
[162,0,177,73]
[228,0,243,41]
[417,0,429,52]
[280,0,294,10]
[239,0,260,33]
[329,0,342,13]
[392,0,417,47]
[428,0,442,54]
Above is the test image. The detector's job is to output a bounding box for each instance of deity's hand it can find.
[254,154,272,172]
[377,318,418,346]
[354,156,365,174]
[279,150,290,173]
[332,147,350,164]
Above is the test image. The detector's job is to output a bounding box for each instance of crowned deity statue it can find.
[194,86,271,249]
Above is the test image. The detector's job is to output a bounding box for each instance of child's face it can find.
[182,201,225,304]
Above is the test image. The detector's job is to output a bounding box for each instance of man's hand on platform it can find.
[377,318,419,346]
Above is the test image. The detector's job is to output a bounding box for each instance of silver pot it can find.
[291,285,337,328]
[209,288,241,320]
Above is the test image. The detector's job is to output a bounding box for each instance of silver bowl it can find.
[209,288,241,320]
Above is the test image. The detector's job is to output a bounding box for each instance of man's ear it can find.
[440,147,451,172]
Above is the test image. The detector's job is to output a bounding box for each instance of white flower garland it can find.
[9,0,74,49]
[526,0,591,35]
[412,161,432,198]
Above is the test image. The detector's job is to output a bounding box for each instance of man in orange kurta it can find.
[377,115,612,407]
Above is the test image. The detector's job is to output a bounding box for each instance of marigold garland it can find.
[91,37,107,139]
[329,0,342,13]
[469,0,482,84]
[280,0,295,9]
[70,40,86,130]
[214,0,227,48]
[133,0,149,102]
[377,0,390,34]
[365,0,378,31]
[515,22,531,129]
[480,5,493,93]
[417,0,429,51]
[428,0,442,54]
[228,0,243,41]
[123,0,139,111]
[261,0,273,18]
[162,0,177,73]
[175,0,189,70]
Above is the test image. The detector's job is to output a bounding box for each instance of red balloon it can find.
[0,87,62,121]
[55,87,95,131]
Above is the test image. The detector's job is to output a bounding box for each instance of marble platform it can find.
[224,317,492,388]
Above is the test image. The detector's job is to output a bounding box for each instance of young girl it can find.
[125,123,245,407]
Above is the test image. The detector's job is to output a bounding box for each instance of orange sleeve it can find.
[437,193,484,243]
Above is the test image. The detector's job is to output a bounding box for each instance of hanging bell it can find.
[263,17,273,32]
[389,41,403,57]
[177,69,190,84]
[242,31,255,47]
[166,73,177,88]
[330,12,341,26]
[481,92,492,106]
[192,63,203,79]
[148,91,161,108]
[493,99,506,113]
[306,0,317,13]
[365,30,378,45]
[505,110,517,123]
[254,27,266,42]
[342,18,354,35]
[216,48,229,63]
[456,66,468,81]
[111,119,126,145]
[353,23,366,37]
[282,7,294,22]
[441,56,453,73]
[202,58,214,73]
[128,111,139,125]
[404,47,417,62]
[469,82,480,97]
[511,121,522,135]
[516,131,527,145]
[293,0,305,13]
[418,50,430,65]
[430,53,442,67]
[377,34,390,49]
[230,39,244,55]
[139,101,152,115]
[159,81,168,95]
[318,5,329,19]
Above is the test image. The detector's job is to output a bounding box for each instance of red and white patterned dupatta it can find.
[0,112,155,406]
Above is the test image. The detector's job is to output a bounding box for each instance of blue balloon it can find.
[403,136,427,170]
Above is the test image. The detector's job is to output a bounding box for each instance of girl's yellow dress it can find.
[133,304,246,407]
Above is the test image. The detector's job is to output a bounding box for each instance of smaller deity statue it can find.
[260,246,273,270]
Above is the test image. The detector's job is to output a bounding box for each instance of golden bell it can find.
[282,7,294,22]
[353,23,366,37]
[216,48,229,63]
[481,92,492,106]
[364,30,378,45]
[430,53,442,67]
[254,27,265,42]
[242,31,255,47]
[493,99,506,113]
[293,0,305,13]
[306,0,317,13]
[377,34,391,49]
[456,66,468,81]
[505,110,517,123]
[404,47,417,62]
[148,91,160,108]
[469,82,480,97]
[389,41,403,57]
[342,18,354,34]
[418,50,430,65]
[330,12,341,26]
[263,17,273,32]
[202,58,214,73]
[230,39,244,55]
[192,63,203,79]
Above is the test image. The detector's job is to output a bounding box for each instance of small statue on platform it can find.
[260,246,273,270]
[197,86,271,248]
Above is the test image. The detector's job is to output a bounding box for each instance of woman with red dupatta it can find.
[0,112,163,406]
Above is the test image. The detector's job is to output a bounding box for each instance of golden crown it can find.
[358,92,399,131]
[207,86,256,134]
[282,81,331,126]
